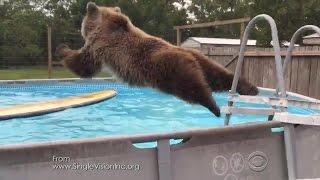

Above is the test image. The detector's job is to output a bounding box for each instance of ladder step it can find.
[274,112,320,126]
[287,99,320,110]
[229,95,285,106]
[222,106,275,115]
[229,95,320,110]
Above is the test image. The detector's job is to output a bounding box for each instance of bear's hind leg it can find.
[189,51,259,95]
[158,76,221,117]
[152,53,221,117]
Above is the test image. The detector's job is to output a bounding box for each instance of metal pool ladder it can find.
[222,14,320,180]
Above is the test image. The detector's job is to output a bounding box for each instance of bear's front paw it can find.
[55,43,70,59]
[236,79,259,96]
[246,85,259,96]
[237,83,259,96]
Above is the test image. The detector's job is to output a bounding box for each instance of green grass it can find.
[0,67,110,80]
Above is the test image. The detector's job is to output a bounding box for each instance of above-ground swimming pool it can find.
[0,79,319,146]
[2,15,320,180]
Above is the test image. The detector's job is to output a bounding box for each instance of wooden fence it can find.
[201,45,320,99]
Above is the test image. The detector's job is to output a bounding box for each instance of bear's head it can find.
[81,2,129,39]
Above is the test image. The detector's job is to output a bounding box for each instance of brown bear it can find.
[56,2,258,117]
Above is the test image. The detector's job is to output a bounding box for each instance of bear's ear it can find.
[114,7,121,13]
[87,2,98,15]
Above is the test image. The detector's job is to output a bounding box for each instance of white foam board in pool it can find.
[0,90,117,120]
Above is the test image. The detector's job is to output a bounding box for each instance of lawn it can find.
[0,67,110,80]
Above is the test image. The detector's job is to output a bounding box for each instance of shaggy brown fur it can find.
[55,2,259,117]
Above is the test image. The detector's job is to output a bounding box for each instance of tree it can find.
[187,0,320,46]
[186,0,251,40]
[0,0,46,65]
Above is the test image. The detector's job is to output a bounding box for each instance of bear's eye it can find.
[114,7,121,13]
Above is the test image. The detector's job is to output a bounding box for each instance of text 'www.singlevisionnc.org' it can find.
[52,156,141,171]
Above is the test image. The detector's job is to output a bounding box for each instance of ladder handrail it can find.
[283,25,320,72]
[276,25,320,96]
[276,25,320,94]
[230,14,287,98]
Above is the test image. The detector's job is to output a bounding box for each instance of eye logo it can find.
[248,151,268,172]
[212,155,228,176]
[212,151,268,179]
[230,153,245,173]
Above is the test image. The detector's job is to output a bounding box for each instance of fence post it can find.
[47,26,52,79]
[176,28,181,46]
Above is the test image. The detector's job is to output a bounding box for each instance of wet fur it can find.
[56,2,259,117]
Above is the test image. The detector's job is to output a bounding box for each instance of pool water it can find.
[0,81,319,146]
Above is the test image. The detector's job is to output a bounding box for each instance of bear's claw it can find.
[206,103,221,117]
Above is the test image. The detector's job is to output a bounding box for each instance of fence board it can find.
[270,59,277,89]
[263,58,276,88]
[242,57,250,81]
[256,58,264,87]
[262,58,270,88]
[309,57,319,97]
[284,58,292,91]
[297,55,311,95]
[316,59,320,98]
[247,58,254,84]
[290,58,299,93]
